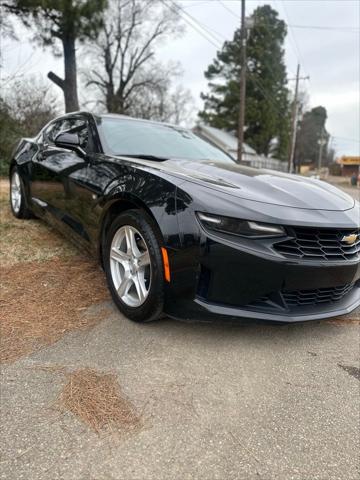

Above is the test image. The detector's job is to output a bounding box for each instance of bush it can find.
[0,100,22,175]
[0,76,58,176]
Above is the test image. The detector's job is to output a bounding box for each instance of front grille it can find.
[282,283,354,307]
[245,282,357,312]
[274,227,360,261]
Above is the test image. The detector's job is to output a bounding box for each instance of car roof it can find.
[51,111,188,131]
[100,113,187,130]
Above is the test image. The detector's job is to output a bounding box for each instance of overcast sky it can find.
[2,0,359,156]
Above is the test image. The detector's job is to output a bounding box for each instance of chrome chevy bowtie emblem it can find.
[341,233,358,245]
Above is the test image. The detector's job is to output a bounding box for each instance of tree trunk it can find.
[48,35,79,113]
[107,92,125,114]
[63,35,79,112]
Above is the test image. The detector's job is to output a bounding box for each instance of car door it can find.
[31,116,92,242]
[31,119,65,213]
[59,116,104,245]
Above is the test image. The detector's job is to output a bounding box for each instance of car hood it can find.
[157,158,355,211]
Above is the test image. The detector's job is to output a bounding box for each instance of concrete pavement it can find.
[1,303,359,480]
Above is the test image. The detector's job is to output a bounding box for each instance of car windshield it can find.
[99,117,234,163]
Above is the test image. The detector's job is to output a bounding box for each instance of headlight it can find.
[196,212,285,238]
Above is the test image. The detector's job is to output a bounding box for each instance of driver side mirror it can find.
[54,132,86,158]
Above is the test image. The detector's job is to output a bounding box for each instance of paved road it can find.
[1,304,359,480]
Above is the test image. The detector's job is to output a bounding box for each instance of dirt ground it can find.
[0,178,359,480]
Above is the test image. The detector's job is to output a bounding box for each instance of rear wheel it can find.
[103,210,164,322]
[10,168,32,219]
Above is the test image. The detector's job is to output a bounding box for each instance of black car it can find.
[9,112,360,323]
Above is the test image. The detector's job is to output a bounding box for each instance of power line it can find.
[165,0,291,123]
[182,1,214,10]
[276,0,310,77]
[290,24,360,33]
[332,136,360,144]
[217,0,239,19]
[176,1,227,42]
[161,0,221,49]
[217,0,297,77]
[250,76,288,118]
[175,1,357,157]
[252,24,296,84]
[218,3,359,34]
[217,0,359,34]
[198,5,292,117]
[190,20,227,43]
[169,0,284,109]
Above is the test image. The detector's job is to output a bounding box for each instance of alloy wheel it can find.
[110,225,152,307]
[11,171,21,214]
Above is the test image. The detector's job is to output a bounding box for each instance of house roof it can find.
[193,124,257,156]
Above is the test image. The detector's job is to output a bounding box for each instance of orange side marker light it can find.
[161,247,171,282]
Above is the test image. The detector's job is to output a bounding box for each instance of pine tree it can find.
[199,5,290,160]
[295,106,330,167]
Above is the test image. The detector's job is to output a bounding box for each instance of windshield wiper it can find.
[116,153,168,161]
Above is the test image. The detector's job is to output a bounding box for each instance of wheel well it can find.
[99,198,163,265]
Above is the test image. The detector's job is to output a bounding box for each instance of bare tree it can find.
[4,0,106,112]
[0,4,16,40]
[3,75,58,132]
[0,75,58,174]
[85,0,184,115]
[129,82,194,125]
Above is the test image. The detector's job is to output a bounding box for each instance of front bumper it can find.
[193,283,360,323]
[164,229,360,323]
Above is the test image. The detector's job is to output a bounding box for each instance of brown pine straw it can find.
[326,317,360,326]
[58,368,141,434]
[0,256,110,364]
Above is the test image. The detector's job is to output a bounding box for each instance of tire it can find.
[103,210,165,322]
[10,167,32,219]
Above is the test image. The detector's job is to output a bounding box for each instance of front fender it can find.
[100,169,182,249]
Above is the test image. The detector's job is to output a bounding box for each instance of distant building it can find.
[338,156,360,177]
[193,124,288,172]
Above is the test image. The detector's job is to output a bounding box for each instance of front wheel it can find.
[103,210,165,322]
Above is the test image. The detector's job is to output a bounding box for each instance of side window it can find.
[43,121,64,145]
[42,117,93,152]
[64,118,89,150]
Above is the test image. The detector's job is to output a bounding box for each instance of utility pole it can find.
[288,64,300,174]
[288,64,310,173]
[237,0,247,164]
[317,129,326,175]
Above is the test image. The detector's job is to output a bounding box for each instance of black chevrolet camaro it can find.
[9,111,360,323]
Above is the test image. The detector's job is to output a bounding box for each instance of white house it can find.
[193,124,288,172]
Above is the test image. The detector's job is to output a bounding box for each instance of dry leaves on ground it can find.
[0,257,110,364]
[0,197,77,267]
[58,368,141,434]
[326,316,360,326]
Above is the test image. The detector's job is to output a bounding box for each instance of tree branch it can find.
[47,71,64,91]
